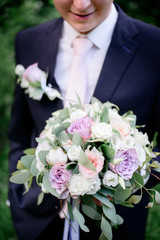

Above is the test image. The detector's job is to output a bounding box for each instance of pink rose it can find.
[49,163,72,199]
[79,147,104,178]
[22,63,44,83]
[109,149,139,180]
[67,116,94,141]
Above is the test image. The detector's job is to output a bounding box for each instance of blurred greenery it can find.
[0,0,160,239]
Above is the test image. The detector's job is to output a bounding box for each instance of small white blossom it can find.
[91,122,112,140]
[103,170,119,187]
[35,141,51,171]
[134,129,150,146]
[134,143,146,166]
[46,148,67,165]
[70,109,87,121]
[68,174,90,196]
[86,176,101,195]
[15,64,25,76]
[67,145,82,161]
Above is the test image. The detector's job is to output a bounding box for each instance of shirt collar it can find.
[62,3,118,49]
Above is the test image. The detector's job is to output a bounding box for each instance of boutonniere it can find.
[15,63,62,101]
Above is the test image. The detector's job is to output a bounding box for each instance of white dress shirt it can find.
[54,3,118,104]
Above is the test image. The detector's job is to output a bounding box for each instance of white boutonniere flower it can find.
[15,63,62,101]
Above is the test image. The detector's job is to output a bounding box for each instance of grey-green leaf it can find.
[10,170,32,184]
[21,155,35,169]
[101,216,112,240]
[73,207,89,232]
[82,204,101,220]
[79,151,96,171]
[42,171,60,197]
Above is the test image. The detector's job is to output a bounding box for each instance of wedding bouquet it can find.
[10,97,160,240]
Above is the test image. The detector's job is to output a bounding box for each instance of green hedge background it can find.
[0,1,160,239]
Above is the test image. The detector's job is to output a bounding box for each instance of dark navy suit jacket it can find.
[8,4,160,240]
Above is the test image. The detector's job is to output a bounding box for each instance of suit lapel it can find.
[93,5,139,103]
[38,18,63,92]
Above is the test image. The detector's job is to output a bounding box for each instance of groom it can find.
[8,0,160,240]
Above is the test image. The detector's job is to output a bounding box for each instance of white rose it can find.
[120,136,135,150]
[67,145,82,161]
[134,129,150,146]
[70,109,87,121]
[86,176,101,195]
[46,148,67,165]
[110,118,131,139]
[91,122,112,140]
[68,174,90,196]
[108,109,121,121]
[103,170,119,187]
[134,143,146,166]
[40,126,55,142]
[15,64,25,76]
[35,140,51,172]
[109,132,121,150]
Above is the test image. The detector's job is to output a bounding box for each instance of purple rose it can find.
[49,163,72,199]
[109,149,139,180]
[67,116,94,141]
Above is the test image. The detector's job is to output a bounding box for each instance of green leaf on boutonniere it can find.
[42,171,60,197]
[73,207,89,232]
[100,106,109,123]
[99,233,108,240]
[21,155,35,170]
[37,192,45,205]
[101,216,112,240]
[82,204,101,220]
[72,133,83,146]
[79,151,96,171]
[29,81,41,88]
[38,151,49,165]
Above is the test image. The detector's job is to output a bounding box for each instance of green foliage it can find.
[0,0,160,239]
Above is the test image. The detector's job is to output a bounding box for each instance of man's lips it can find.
[71,11,94,18]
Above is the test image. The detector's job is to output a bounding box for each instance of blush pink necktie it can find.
[64,37,93,108]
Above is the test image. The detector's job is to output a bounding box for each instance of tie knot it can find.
[72,37,93,56]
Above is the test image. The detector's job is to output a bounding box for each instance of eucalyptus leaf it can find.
[79,151,96,171]
[21,155,35,169]
[102,204,117,224]
[101,216,112,240]
[100,106,109,123]
[37,192,45,205]
[127,194,142,204]
[93,193,113,208]
[67,201,74,222]
[82,195,97,210]
[17,160,26,170]
[53,122,70,135]
[99,233,109,240]
[114,186,131,204]
[82,204,101,220]
[72,133,83,146]
[30,158,39,176]
[23,148,36,155]
[10,170,32,184]
[38,151,49,165]
[73,207,89,232]
[100,144,115,160]
[99,188,114,197]
[133,172,144,188]
[58,108,70,120]
[42,171,60,197]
